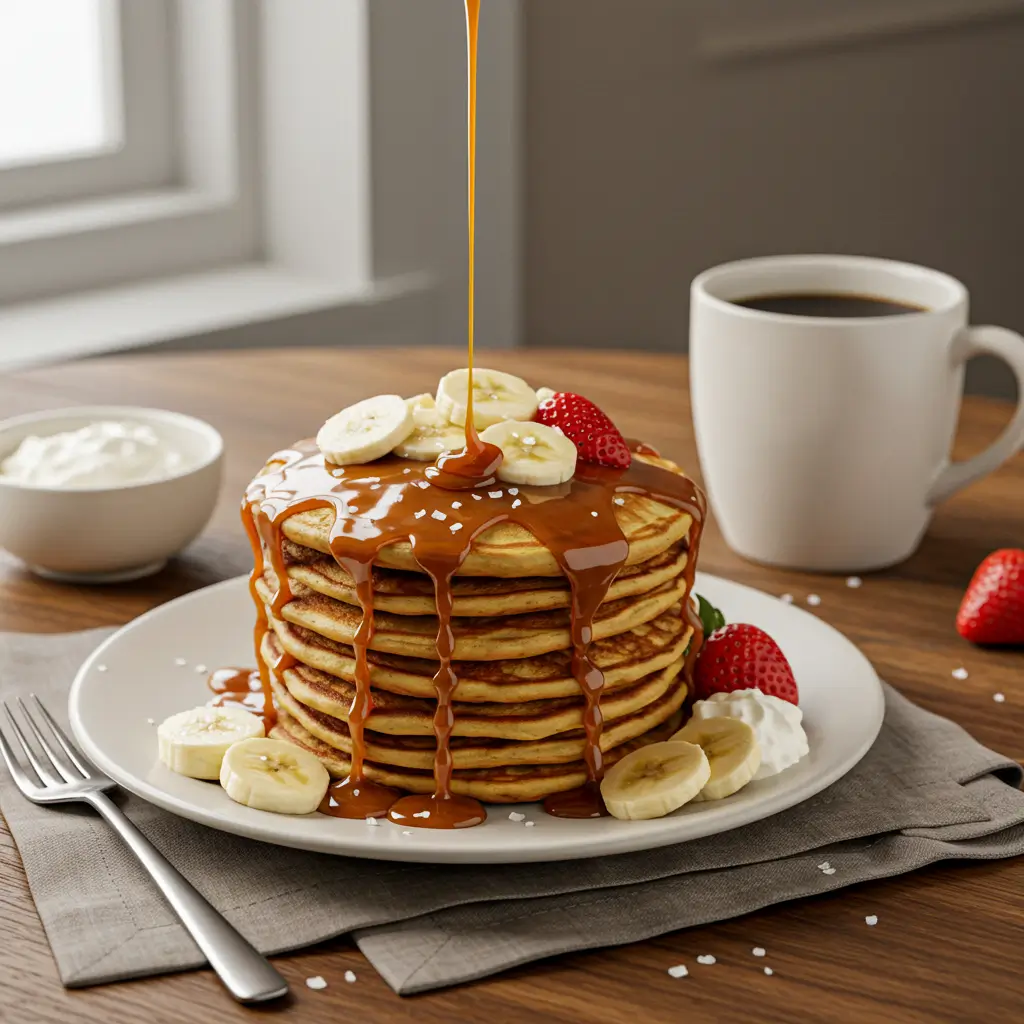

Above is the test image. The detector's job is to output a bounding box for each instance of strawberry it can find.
[956,548,1024,646]
[693,623,799,705]
[535,392,631,469]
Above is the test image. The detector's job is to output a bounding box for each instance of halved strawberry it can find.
[956,549,1024,646]
[693,623,799,705]
[535,392,631,469]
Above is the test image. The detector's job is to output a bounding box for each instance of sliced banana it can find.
[600,740,710,820]
[480,421,578,486]
[158,706,264,780]
[671,717,761,801]
[219,737,330,815]
[395,395,468,461]
[316,394,414,466]
[436,368,539,429]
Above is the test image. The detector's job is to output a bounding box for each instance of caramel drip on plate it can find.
[208,667,267,718]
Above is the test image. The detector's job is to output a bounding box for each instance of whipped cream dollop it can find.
[1,421,185,489]
[690,689,809,780]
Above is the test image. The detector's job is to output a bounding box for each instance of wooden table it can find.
[1,348,1021,1024]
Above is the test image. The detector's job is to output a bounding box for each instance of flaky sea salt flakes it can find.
[472,493,483,500]
[402,830,413,836]
[817,861,831,871]
[403,467,412,474]
[952,667,969,680]
[994,692,1006,703]
[451,501,463,509]
[508,488,519,495]
[511,499,522,509]
[764,967,774,976]
[667,964,689,978]
[450,523,464,533]
[508,811,526,822]
[780,594,794,604]
[174,657,187,667]
[591,511,599,518]
[822,867,836,875]
[614,497,625,506]
[195,664,208,674]
[806,594,822,607]
[97,665,108,673]
[365,817,379,826]
[489,490,503,499]
[305,976,327,990]
[413,810,430,818]
[846,576,863,589]
[696,955,716,966]
[431,510,447,521]
[524,820,535,828]
[344,970,357,984]
[414,510,426,519]
[865,915,878,926]
[752,947,766,958]
[146,718,155,725]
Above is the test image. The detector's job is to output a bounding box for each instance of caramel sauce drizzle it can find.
[239,446,705,827]
[226,0,708,829]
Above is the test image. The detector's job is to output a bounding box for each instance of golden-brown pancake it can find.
[270,672,687,771]
[264,607,693,702]
[271,704,686,803]
[256,573,686,661]
[281,538,688,617]
[263,630,684,740]
[268,452,696,577]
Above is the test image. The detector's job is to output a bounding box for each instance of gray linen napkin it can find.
[1,630,1022,995]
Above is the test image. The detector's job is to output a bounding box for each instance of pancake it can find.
[281,538,688,617]
[265,609,693,702]
[263,630,684,740]
[271,670,687,771]
[272,704,686,803]
[269,451,696,578]
[255,573,687,662]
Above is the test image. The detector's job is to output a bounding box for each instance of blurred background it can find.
[0,0,1021,397]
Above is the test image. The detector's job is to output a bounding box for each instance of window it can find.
[0,0,117,169]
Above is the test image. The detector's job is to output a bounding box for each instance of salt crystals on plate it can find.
[865,915,878,926]
[952,667,969,680]
[508,811,526,822]
[806,594,822,607]
[667,964,689,978]
[752,947,766,957]
[696,955,716,965]
[994,693,1006,703]
[305,976,327,990]
[344,970,357,984]
[846,576,863,588]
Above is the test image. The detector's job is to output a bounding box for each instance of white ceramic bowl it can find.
[0,406,223,583]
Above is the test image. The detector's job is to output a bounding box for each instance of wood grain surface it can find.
[0,348,1021,1024]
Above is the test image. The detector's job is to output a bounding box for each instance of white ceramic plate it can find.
[69,574,884,864]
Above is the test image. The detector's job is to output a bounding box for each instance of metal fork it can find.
[0,695,289,1004]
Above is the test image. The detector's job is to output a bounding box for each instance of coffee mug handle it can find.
[927,325,1024,505]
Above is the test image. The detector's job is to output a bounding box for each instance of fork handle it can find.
[86,792,289,1003]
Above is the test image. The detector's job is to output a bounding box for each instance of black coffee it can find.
[735,293,925,318]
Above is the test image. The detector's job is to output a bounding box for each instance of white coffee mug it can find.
[690,254,1024,572]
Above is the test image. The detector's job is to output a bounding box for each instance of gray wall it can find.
[524,1,1024,398]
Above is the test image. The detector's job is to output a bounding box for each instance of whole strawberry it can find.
[956,549,1024,646]
[694,623,799,705]
[535,392,631,469]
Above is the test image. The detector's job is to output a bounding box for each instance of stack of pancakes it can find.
[256,466,699,804]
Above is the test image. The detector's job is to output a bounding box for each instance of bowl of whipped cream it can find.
[0,406,222,582]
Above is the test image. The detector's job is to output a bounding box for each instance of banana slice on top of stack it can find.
[313,369,583,481]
